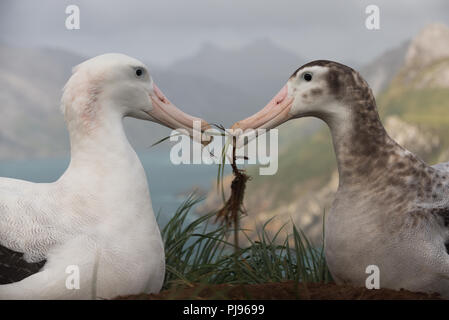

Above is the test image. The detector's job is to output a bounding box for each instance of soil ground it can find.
[117,281,441,300]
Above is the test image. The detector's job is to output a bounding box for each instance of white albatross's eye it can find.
[302,72,313,81]
[135,68,145,78]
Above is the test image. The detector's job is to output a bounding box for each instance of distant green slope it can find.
[247,124,334,206]
[378,57,449,163]
[379,88,449,164]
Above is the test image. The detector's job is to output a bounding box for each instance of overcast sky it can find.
[1,0,448,66]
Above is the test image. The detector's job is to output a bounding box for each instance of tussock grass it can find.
[159,195,332,290]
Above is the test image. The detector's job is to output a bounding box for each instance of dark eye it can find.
[135,68,144,77]
[302,72,312,81]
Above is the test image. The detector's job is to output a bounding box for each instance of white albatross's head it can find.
[61,53,210,143]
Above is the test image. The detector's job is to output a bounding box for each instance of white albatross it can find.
[232,60,449,298]
[0,53,210,299]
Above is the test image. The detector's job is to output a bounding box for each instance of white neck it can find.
[59,96,143,172]
[57,101,156,226]
[59,101,149,198]
[68,111,134,168]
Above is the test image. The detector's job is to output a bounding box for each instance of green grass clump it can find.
[159,195,331,290]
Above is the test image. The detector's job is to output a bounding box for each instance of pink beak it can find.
[148,84,211,145]
[231,84,294,133]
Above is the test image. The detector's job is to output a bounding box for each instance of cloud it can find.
[0,0,448,65]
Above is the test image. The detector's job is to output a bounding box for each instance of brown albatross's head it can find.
[231,60,377,137]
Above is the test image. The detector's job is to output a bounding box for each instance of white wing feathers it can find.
[0,177,61,262]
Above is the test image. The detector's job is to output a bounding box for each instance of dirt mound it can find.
[117,281,441,300]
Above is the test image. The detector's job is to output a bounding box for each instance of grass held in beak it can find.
[214,133,251,278]
[215,136,250,243]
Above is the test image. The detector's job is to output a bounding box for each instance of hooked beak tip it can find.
[230,122,244,133]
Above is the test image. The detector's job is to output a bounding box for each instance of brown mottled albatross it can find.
[232,60,449,298]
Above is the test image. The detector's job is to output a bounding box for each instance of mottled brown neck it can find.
[330,100,431,194]
[331,98,393,183]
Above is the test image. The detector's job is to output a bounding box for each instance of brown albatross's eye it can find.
[303,72,313,81]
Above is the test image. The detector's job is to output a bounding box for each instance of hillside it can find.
[171,38,304,106]
[0,46,82,158]
[359,41,410,95]
[379,23,449,163]
[200,23,449,244]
